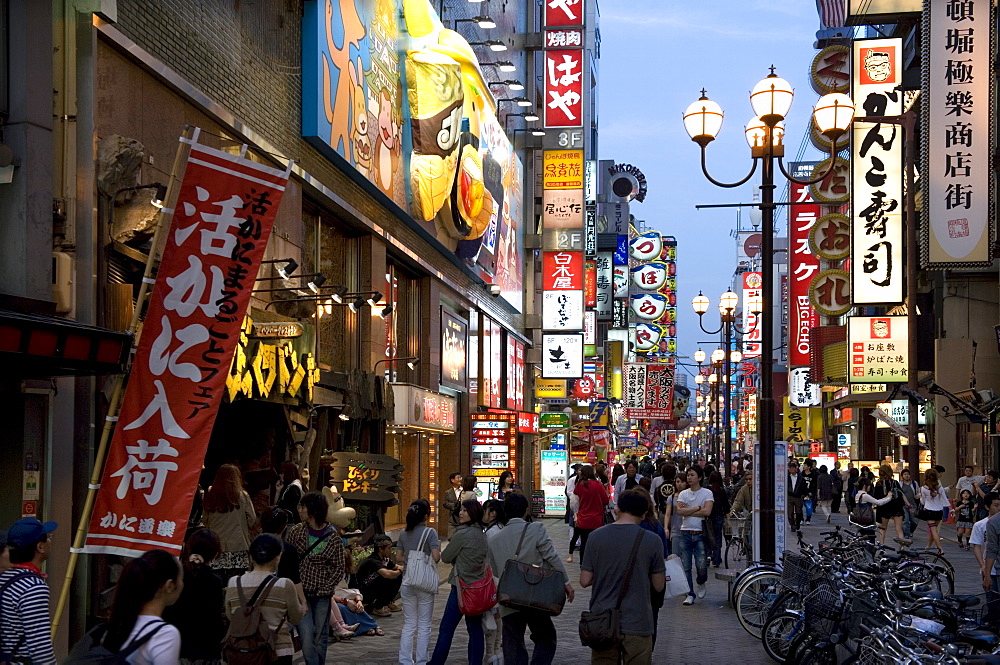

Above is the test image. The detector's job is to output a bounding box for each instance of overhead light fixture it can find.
[367,291,383,308]
[488,41,507,51]
[277,259,299,279]
[151,183,168,208]
[339,413,350,421]
[307,274,327,293]
[524,113,539,121]
[329,284,348,303]
[516,97,531,107]
[406,358,420,371]
[531,130,545,136]
[380,304,394,318]
[349,296,367,313]
[475,16,496,28]
[483,60,516,72]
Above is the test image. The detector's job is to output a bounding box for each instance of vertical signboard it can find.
[789,170,821,367]
[441,308,468,391]
[542,333,584,378]
[852,38,904,304]
[742,272,763,358]
[471,412,517,498]
[86,138,290,556]
[595,252,613,319]
[924,0,995,267]
[507,338,525,411]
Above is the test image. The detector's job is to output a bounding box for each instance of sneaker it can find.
[825,515,831,524]
[388,600,403,612]
[373,607,391,617]
[696,583,707,599]
[683,595,695,606]
[804,519,811,525]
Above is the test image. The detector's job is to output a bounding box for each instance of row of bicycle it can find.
[726,523,1000,663]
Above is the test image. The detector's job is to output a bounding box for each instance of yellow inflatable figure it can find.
[323,483,357,529]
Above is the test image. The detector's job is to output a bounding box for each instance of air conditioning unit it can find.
[52,252,73,313]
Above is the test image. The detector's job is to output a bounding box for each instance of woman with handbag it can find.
[920,469,951,553]
[571,465,609,563]
[396,499,441,665]
[875,464,908,545]
[428,499,490,665]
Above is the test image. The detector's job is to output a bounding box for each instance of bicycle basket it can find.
[780,551,819,593]
[969,592,1000,627]
[724,517,750,539]
[803,586,847,633]
[847,594,889,640]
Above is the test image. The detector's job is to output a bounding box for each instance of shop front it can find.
[388,383,457,532]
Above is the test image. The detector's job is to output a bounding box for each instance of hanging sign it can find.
[849,315,908,383]
[543,50,584,128]
[788,170,821,367]
[924,0,995,267]
[86,135,290,557]
[852,38,904,304]
[542,291,585,330]
[542,333,584,378]
[742,272,762,358]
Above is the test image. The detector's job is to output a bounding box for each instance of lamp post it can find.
[683,71,855,563]
[693,291,760,476]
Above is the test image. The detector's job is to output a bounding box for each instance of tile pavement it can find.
[311,510,982,664]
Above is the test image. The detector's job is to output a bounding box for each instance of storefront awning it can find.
[0,309,131,376]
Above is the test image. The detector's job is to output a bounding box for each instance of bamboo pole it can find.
[51,126,194,639]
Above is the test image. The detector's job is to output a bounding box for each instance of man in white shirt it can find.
[674,465,715,606]
[957,465,984,498]
[971,492,1000,591]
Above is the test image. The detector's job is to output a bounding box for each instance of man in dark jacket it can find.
[830,462,844,514]
[787,461,807,532]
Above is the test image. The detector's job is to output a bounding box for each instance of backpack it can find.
[852,492,876,526]
[222,575,285,665]
[64,620,168,665]
[0,569,44,665]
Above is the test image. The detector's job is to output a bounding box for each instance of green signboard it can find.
[539,412,570,429]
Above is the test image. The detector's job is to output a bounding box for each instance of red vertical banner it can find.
[543,49,584,128]
[85,137,290,556]
[790,180,821,366]
[506,338,525,411]
[490,326,503,408]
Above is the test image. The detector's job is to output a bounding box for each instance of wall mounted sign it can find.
[849,316,908,383]
[852,38,904,304]
[542,291,584,330]
[392,384,458,432]
[788,171,821,367]
[924,0,995,267]
[541,333,584,378]
[809,269,852,316]
[441,308,468,391]
[809,213,851,260]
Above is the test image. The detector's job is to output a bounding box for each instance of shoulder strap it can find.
[304,527,335,556]
[512,521,530,558]
[119,620,168,658]
[614,528,646,611]
[416,526,431,552]
[0,569,37,651]
[247,575,279,609]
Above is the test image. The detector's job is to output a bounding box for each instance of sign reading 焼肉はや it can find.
[924,0,995,268]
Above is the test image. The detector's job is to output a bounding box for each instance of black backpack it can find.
[64,620,168,665]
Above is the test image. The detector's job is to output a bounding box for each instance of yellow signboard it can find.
[782,398,824,443]
[535,378,567,398]
[543,150,584,190]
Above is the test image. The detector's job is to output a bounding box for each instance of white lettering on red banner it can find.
[544,0,583,27]
[85,136,289,557]
[743,272,762,358]
[544,50,583,128]
[542,251,584,290]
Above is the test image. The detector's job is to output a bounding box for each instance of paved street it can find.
[310,508,982,665]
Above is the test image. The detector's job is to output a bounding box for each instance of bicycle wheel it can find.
[731,563,780,607]
[914,552,956,592]
[895,561,950,595]
[797,642,838,665]
[766,589,804,622]
[735,570,782,638]
[726,534,748,569]
[761,611,803,663]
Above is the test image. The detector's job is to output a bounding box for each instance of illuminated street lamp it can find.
[683,68,855,563]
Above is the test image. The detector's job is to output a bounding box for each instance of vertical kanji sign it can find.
[85,135,290,556]
[544,49,583,128]
[851,38,903,304]
[925,0,995,267]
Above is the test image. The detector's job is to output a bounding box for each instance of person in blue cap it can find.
[0,517,58,665]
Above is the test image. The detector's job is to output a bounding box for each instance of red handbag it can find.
[457,565,497,616]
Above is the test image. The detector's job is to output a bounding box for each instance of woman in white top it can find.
[919,468,951,552]
[855,477,894,509]
[103,549,183,665]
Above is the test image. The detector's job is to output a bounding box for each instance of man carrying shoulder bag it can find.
[579,489,665,665]
[488,492,575,665]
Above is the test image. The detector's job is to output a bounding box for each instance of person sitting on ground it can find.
[356,534,404,617]
[331,588,382,637]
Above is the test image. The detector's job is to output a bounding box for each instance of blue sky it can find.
[598,0,826,377]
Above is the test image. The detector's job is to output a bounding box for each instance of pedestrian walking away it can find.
[396,499,441,665]
[580,489,665,665]
[571,465,610,563]
[428,498,490,665]
[224,534,305,665]
[83,549,184,665]
[0,518,58,665]
[674,465,714,606]
[489,491,574,665]
[203,464,258,581]
[162,527,226,665]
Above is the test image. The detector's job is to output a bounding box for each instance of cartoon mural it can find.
[303,0,524,312]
